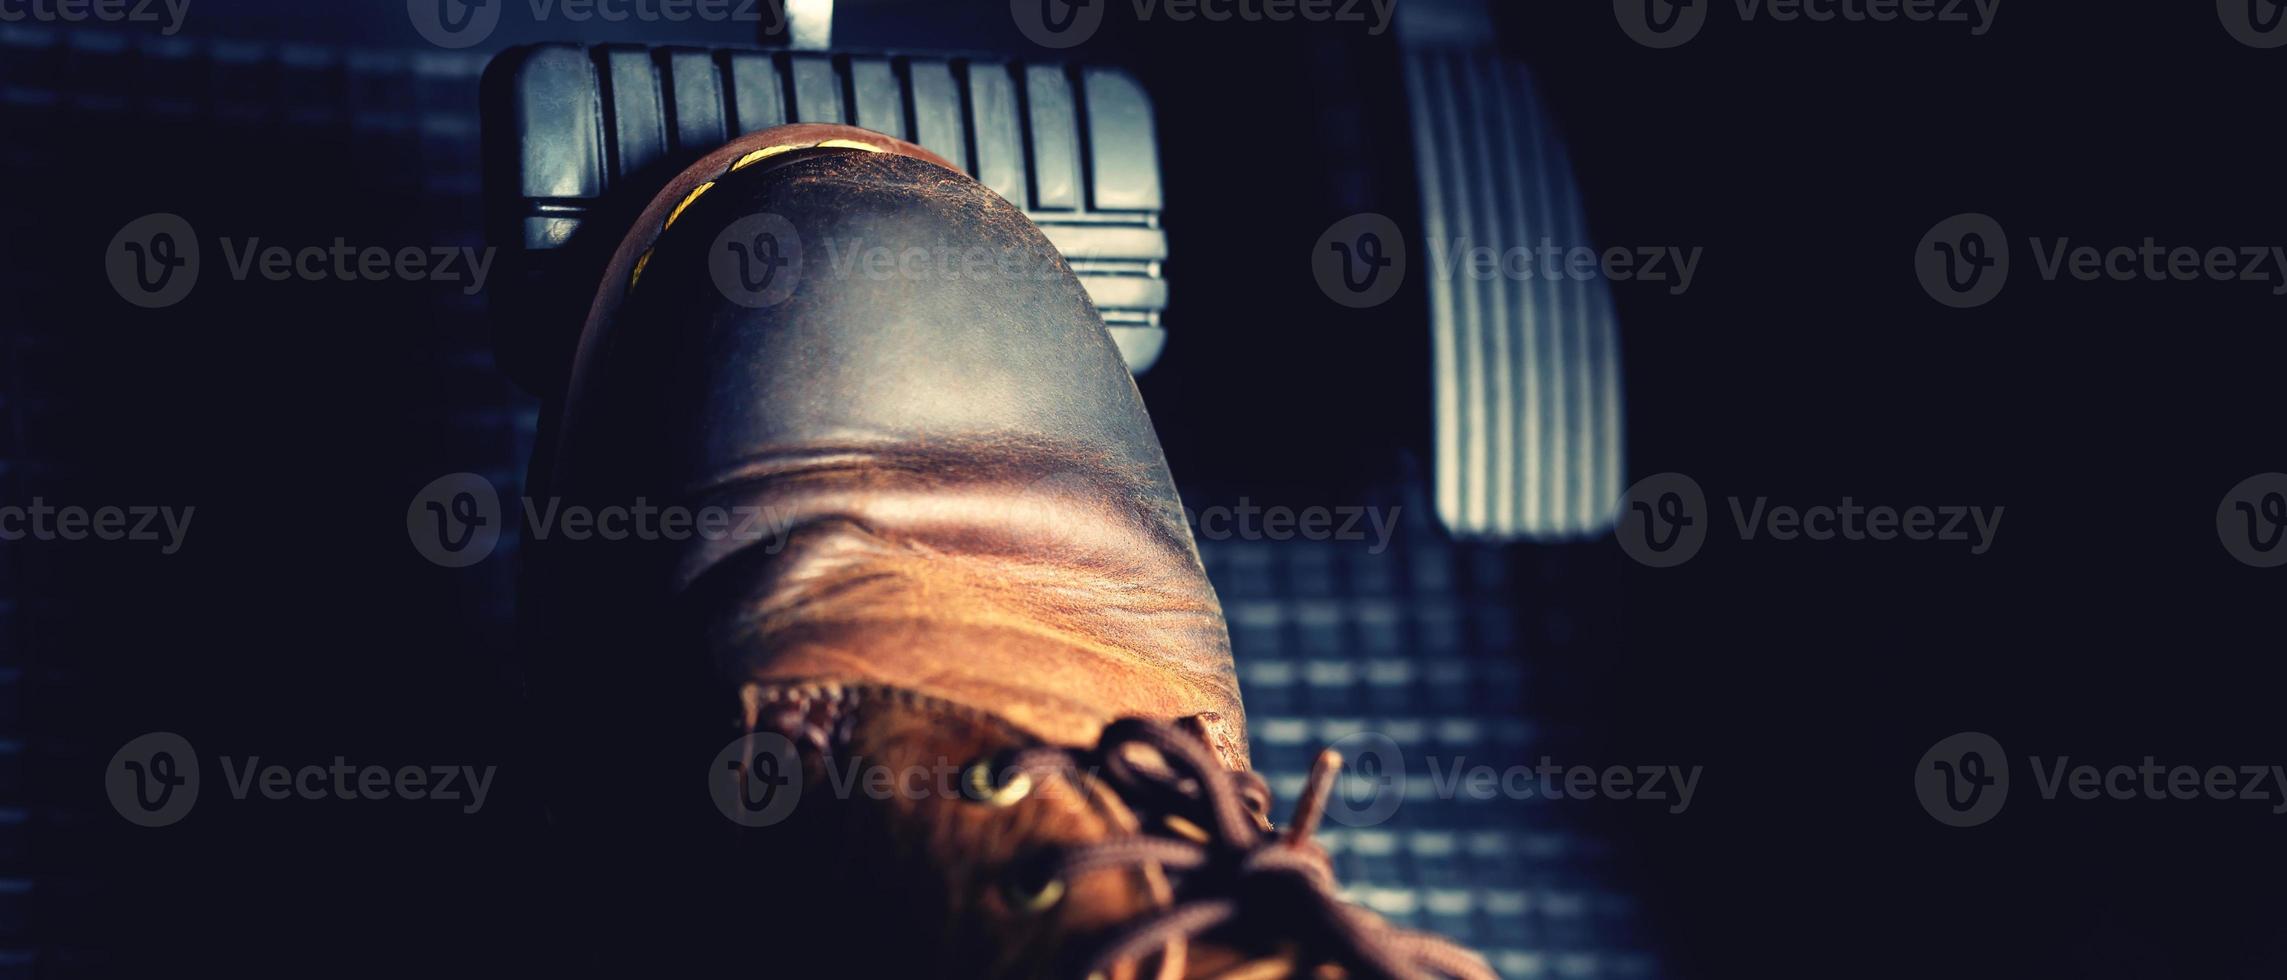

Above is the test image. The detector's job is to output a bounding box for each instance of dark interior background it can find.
[4,1,2282,977]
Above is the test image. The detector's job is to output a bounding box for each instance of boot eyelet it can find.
[1005,874,1066,914]
[963,761,1034,807]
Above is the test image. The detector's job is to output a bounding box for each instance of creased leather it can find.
[558,143,1249,765]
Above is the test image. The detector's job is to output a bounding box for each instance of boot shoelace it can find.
[990,718,1499,980]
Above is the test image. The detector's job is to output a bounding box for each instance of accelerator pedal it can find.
[1398,0,1627,541]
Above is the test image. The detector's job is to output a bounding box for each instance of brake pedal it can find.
[482,43,1173,392]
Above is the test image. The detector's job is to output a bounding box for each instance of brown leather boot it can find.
[527,124,1493,980]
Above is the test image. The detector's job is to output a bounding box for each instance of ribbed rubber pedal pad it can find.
[1398,4,1627,542]
[481,44,1170,392]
